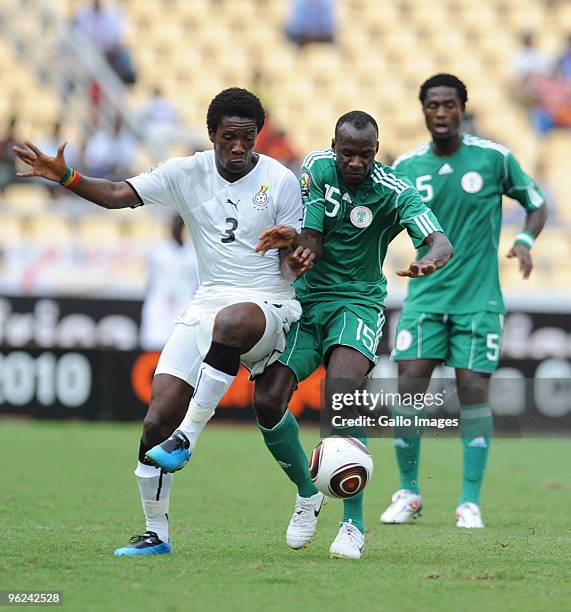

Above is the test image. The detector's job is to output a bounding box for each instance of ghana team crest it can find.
[253,184,270,210]
[300,172,310,198]
[350,205,373,228]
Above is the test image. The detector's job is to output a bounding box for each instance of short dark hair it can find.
[419,74,468,107]
[206,87,265,133]
[335,111,379,137]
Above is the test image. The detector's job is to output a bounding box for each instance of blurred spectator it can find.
[142,87,179,126]
[139,86,181,146]
[74,0,136,84]
[0,116,19,193]
[509,31,571,135]
[84,115,137,180]
[140,215,199,351]
[511,31,553,83]
[526,72,571,133]
[256,116,299,173]
[285,0,335,47]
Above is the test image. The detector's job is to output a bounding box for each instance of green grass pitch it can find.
[2,420,570,612]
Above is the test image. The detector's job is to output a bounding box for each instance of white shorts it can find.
[155,287,301,387]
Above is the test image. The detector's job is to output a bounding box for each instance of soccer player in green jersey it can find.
[253,111,453,559]
[381,74,548,529]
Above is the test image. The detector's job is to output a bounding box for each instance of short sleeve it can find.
[275,170,304,231]
[126,159,184,212]
[502,152,545,211]
[299,165,326,233]
[397,187,443,248]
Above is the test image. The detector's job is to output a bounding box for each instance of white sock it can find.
[177,363,236,448]
[134,461,173,543]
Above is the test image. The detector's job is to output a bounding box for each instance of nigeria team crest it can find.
[350,206,373,228]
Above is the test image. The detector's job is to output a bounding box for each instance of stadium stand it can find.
[0,0,569,297]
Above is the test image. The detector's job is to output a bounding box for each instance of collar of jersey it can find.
[429,136,464,160]
[214,152,262,185]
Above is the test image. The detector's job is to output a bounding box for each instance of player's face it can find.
[333,124,379,186]
[209,116,258,176]
[422,87,464,140]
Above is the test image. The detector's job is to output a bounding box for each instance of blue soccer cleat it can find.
[114,531,172,557]
[145,430,191,473]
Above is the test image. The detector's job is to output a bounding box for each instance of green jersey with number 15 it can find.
[294,148,443,308]
[393,134,545,314]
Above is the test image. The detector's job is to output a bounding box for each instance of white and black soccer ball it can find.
[308,436,373,498]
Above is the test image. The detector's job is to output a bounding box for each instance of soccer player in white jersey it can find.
[13,88,315,556]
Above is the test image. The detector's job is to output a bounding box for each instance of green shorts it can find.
[279,301,385,382]
[391,308,505,373]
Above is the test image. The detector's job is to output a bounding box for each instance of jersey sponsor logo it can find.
[395,329,413,352]
[350,206,373,228]
[253,184,270,210]
[226,198,240,210]
[300,172,310,198]
[438,163,454,175]
[342,192,352,203]
[461,171,484,193]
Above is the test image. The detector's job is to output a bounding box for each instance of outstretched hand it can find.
[397,260,437,278]
[256,225,298,254]
[507,243,533,279]
[12,140,68,183]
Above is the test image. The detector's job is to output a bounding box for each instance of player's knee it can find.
[253,387,287,429]
[457,376,489,405]
[213,305,264,348]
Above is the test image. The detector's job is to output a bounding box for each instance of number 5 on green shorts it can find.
[391,309,504,373]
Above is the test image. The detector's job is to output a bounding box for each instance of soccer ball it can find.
[308,436,373,498]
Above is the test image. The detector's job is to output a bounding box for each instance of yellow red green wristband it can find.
[60,167,80,188]
[59,168,72,184]
[515,231,535,249]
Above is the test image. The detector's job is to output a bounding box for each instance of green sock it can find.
[343,490,365,533]
[335,427,367,534]
[392,404,425,495]
[258,410,318,498]
[460,403,492,506]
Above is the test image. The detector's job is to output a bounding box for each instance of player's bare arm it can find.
[397,231,453,278]
[13,140,138,209]
[507,205,548,279]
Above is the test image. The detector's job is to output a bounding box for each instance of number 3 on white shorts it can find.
[356,318,375,353]
[486,333,500,361]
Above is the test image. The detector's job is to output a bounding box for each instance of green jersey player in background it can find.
[254,111,453,559]
[381,74,548,529]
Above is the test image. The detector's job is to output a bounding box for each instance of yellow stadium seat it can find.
[2,184,50,213]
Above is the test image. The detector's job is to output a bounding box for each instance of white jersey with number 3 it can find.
[127,150,302,303]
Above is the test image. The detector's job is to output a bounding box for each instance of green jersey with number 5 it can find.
[294,148,443,308]
[393,134,545,314]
